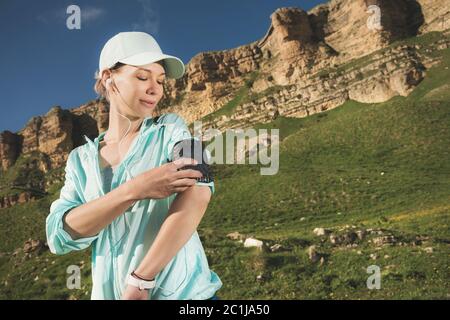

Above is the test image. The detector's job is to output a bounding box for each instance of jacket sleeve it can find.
[45,149,99,255]
[163,113,215,195]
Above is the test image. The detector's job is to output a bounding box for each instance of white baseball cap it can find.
[98,31,185,79]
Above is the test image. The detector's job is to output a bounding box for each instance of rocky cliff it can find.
[0,0,449,208]
[157,0,449,124]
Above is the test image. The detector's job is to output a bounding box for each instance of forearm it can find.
[63,180,136,239]
[134,186,211,280]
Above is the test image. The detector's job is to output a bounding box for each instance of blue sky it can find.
[0,0,325,133]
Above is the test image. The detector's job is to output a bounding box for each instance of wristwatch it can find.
[127,271,156,291]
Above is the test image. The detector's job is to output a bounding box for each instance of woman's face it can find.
[105,61,166,118]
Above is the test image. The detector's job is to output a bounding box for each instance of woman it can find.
[45,32,222,300]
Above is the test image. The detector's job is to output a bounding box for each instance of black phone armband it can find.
[171,138,213,183]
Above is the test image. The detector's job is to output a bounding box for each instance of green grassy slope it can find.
[200,46,450,299]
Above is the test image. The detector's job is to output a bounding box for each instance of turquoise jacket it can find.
[45,113,222,300]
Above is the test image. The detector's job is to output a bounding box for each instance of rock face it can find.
[0,131,21,171]
[22,238,46,254]
[0,0,449,206]
[317,0,424,61]
[0,100,111,209]
[18,106,74,170]
[418,0,450,33]
[0,100,109,172]
[157,0,449,129]
[14,110,61,173]
[0,192,37,209]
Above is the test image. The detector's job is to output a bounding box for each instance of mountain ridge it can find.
[0,0,449,208]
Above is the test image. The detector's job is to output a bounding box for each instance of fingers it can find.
[172,178,197,188]
[172,157,198,169]
[174,168,203,180]
[172,179,197,193]
[173,186,190,193]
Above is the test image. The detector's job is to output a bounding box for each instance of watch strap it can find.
[127,273,156,290]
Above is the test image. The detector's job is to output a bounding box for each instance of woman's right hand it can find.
[128,158,203,200]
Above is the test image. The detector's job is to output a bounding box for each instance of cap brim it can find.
[119,52,185,79]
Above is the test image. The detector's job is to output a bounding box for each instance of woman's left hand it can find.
[121,285,150,300]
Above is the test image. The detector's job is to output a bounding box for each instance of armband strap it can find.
[171,138,214,183]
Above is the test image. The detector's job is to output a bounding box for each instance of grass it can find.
[0,151,47,198]
[0,35,449,300]
[200,45,450,299]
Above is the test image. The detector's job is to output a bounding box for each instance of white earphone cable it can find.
[106,76,137,235]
